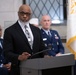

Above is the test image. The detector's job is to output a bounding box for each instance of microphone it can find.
[30,44,52,58]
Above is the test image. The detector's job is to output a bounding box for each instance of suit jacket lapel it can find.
[30,24,40,50]
[15,22,31,48]
[29,24,35,49]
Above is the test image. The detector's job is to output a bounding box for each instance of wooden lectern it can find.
[20,53,75,75]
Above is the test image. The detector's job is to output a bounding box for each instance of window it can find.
[25,0,67,25]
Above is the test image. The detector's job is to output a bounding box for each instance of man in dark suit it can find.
[40,15,64,57]
[3,4,45,75]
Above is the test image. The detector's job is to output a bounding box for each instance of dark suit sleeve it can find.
[3,29,19,65]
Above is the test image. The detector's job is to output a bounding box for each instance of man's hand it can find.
[3,63,11,71]
[18,52,31,61]
[56,53,62,56]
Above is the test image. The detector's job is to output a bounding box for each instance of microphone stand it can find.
[30,44,52,59]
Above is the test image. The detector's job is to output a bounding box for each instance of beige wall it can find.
[0,0,22,36]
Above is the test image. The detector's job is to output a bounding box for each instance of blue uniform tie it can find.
[48,31,51,38]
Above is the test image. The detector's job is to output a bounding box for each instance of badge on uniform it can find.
[55,34,59,39]
[57,42,59,45]
[43,38,47,41]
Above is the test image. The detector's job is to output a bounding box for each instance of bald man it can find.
[3,4,45,75]
[40,15,64,57]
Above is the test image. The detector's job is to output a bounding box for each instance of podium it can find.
[20,53,75,75]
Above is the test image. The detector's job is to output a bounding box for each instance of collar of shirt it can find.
[18,20,30,28]
[18,20,30,32]
[42,29,51,35]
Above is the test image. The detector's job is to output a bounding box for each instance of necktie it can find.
[24,25,33,49]
[48,31,51,37]
[0,40,3,49]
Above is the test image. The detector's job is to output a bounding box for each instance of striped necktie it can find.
[0,39,3,49]
[24,25,33,49]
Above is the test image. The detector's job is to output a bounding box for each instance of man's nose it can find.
[23,14,27,17]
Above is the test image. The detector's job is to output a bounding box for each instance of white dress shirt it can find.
[18,20,34,48]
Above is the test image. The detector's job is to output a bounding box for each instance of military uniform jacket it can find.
[0,38,5,66]
[41,29,64,56]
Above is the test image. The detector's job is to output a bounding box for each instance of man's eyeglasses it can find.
[19,11,31,16]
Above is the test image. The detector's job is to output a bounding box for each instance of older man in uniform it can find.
[40,15,64,57]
